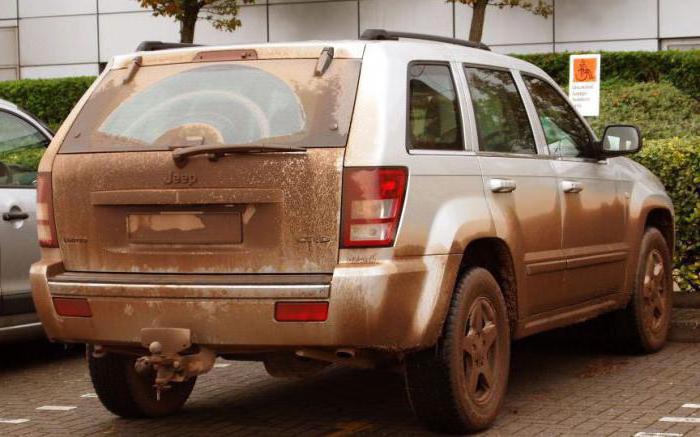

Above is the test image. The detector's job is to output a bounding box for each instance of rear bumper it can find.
[30,254,461,353]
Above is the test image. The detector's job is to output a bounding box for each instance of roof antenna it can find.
[314,47,334,76]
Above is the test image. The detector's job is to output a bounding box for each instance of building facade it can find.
[0,0,698,81]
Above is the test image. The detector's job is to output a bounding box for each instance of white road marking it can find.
[80,393,97,398]
[634,433,683,437]
[682,404,700,409]
[36,406,77,411]
[213,363,231,368]
[660,417,700,423]
[0,419,30,424]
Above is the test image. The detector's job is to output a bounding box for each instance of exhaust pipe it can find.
[295,348,373,369]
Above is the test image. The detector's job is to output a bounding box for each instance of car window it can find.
[522,75,593,158]
[464,67,536,155]
[408,63,463,151]
[60,59,361,153]
[0,111,47,187]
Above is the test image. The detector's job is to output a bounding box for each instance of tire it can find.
[405,267,511,434]
[87,346,196,418]
[610,227,673,353]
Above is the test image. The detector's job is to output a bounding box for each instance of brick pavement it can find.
[1,329,699,436]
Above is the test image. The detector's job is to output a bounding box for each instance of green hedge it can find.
[516,50,700,99]
[0,76,95,131]
[586,81,700,140]
[634,136,700,292]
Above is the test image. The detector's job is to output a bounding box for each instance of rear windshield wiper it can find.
[171,143,307,165]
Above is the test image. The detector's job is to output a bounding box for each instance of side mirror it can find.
[597,124,642,157]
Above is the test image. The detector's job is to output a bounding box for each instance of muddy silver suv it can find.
[31,30,674,433]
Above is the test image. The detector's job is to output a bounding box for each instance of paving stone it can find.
[1,331,700,436]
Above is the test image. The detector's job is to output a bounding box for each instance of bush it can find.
[516,50,700,99]
[586,81,700,140]
[634,136,700,292]
[0,76,95,131]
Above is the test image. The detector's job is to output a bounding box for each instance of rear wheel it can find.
[611,227,673,353]
[87,346,196,418]
[405,267,510,434]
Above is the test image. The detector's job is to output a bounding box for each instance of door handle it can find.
[3,210,29,221]
[489,178,516,193]
[561,180,583,193]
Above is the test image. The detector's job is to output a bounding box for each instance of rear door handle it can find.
[3,210,29,221]
[561,180,583,193]
[489,178,516,193]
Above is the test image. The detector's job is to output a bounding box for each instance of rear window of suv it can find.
[60,58,361,153]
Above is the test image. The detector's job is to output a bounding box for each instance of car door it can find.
[521,74,628,306]
[0,109,46,315]
[463,65,565,316]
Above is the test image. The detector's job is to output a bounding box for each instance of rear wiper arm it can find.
[171,143,306,166]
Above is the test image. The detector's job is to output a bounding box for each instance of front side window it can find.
[408,63,463,151]
[522,75,593,158]
[0,111,47,186]
[60,59,361,153]
[465,67,537,155]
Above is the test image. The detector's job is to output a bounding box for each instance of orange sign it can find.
[573,58,597,82]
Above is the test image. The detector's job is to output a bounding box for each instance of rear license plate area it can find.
[127,211,242,244]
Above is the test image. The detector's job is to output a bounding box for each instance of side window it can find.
[464,67,537,155]
[0,111,47,187]
[408,63,463,151]
[522,75,593,158]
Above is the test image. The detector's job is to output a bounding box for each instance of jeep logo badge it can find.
[164,171,197,186]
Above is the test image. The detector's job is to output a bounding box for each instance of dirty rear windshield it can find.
[60,58,361,153]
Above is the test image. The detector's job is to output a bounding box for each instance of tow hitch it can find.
[133,328,216,400]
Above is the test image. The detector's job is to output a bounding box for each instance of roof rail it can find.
[135,41,202,52]
[360,29,490,51]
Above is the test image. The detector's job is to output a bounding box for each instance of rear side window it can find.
[522,75,593,158]
[0,111,47,186]
[60,59,361,153]
[464,67,536,155]
[408,63,463,151]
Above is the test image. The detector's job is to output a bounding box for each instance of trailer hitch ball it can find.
[134,328,216,401]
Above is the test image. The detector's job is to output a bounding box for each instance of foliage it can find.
[137,0,255,43]
[447,0,553,42]
[634,137,700,292]
[516,50,700,100]
[585,81,700,140]
[0,76,95,132]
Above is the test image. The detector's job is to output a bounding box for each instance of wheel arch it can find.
[644,207,674,258]
[459,237,518,334]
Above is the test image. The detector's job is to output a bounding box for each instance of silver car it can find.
[31,31,674,433]
[0,98,50,342]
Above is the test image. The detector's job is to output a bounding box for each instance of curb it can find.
[670,308,700,343]
[670,292,700,342]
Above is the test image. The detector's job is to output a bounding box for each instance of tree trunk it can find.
[180,2,200,43]
[469,0,488,43]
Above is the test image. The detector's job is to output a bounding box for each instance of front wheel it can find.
[405,267,510,434]
[610,227,673,353]
[88,346,196,418]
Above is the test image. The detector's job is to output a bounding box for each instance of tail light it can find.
[341,167,408,248]
[37,172,58,248]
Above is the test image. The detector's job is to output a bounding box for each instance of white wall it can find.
[18,0,96,17]
[99,12,179,62]
[19,15,98,66]
[555,0,657,42]
[269,1,358,41]
[360,0,454,37]
[659,0,700,39]
[0,0,697,81]
[455,1,553,47]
